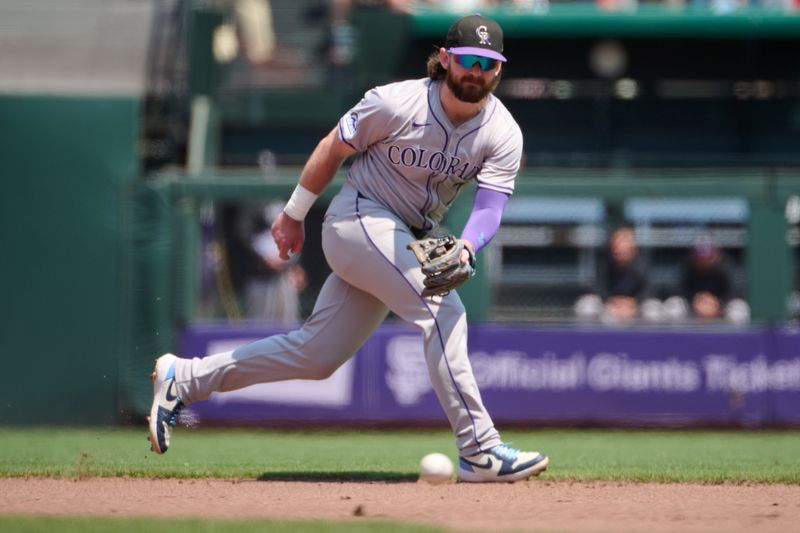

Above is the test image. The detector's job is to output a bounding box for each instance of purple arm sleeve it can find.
[460,187,509,253]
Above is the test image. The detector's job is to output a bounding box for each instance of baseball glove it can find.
[407,235,476,297]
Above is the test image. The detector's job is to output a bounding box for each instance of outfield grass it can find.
[0,427,798,484]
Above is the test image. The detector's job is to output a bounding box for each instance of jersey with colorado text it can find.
[337,78,522,231]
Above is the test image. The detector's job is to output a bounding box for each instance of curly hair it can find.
[426,50,446,81]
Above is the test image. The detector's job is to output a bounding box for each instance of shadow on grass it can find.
[257,471,418,482]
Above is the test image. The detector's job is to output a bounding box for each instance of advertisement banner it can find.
[181,323,800,426]
[769,327,800,424]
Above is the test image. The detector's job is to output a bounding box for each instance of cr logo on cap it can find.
[476,25,491,46]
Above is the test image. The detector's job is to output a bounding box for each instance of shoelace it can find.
[491,444,519,462]
[168,401,185,426]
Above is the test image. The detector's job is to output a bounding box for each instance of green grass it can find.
[0,516,445,533]
[0,426,798,483]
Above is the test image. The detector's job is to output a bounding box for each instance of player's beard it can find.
[446,68,501,104]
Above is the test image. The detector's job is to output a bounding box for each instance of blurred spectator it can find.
[663,236,750,324]
[575,226,658,323]
[213,0,276,65]
[221,202,307,322]
[311,0,416,69]
[234,0,276,63]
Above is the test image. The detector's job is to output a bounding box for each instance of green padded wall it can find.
[0,96,139,424]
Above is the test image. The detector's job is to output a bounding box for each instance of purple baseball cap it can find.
[445,14,507,63]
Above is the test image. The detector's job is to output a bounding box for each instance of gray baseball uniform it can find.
[171,77,523,456]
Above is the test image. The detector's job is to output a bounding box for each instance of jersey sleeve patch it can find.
[338,86,397,152]
[342,111,359,138]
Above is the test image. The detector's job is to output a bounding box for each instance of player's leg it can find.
[322,189,548,481]
[148,273,388,453]
[176,274,388,402]
[323,189,499,453]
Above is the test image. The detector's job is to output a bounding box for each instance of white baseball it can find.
[419,452,454,485]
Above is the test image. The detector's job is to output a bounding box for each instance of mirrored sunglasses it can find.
[454,54,498,72]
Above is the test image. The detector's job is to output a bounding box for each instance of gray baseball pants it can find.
[172,184,501,455]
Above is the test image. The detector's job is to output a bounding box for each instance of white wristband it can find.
[283,184,318,221]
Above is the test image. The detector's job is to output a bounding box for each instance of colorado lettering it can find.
[387,145,479,178]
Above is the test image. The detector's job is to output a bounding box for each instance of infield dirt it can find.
[2,478,799,532]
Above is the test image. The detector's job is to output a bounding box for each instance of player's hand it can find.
[459,240,475,265]
[271,210,305,260]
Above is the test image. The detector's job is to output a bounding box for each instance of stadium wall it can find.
[0,95,139,424]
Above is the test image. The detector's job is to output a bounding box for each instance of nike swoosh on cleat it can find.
[496,453,547,476]
[460,456,494,471]
[165,380,178,402]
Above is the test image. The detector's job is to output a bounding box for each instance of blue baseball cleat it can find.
[147,353,183,454]
[458,443,549,482]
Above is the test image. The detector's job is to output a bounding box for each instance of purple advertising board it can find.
[180,322,800,427]
[768,327,800,424]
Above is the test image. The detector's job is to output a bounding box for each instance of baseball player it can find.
[149,14,549,482]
